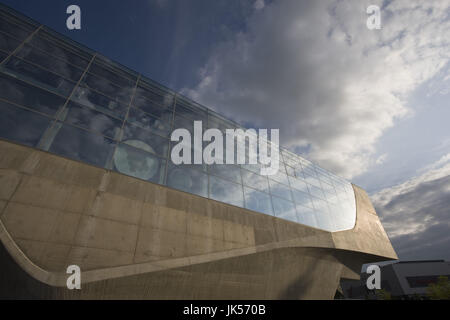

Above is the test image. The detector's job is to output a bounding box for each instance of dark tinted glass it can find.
[72,86,128,119]
[127,107,172,137]
[0,73,65,116]
[15,44,84,82]
[30,33,91,68]
[0,100,51,147]
[0,32,21,53]
[61,102,123,139]
[49,123,115,168]
[4,57,75,96]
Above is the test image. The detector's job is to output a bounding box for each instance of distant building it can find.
[341,260,450,299]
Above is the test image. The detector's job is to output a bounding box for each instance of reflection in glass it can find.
[113,141,165,184]
[16,44,84,82]
[209,175,244,207]
[269,179,292,201]
[0,32,21,53]
[0,73,65,116]
[72,86,128,119]
[122,123,169,158]
[89,62,136,88]
[272,197,297,222]
[296,205,318,228]
[30,33,91,68]
[49,123,115,168]
[244,187,273,215]
[288,176,309,193]
[82,72,133,104]
[0,14,34,39]
[4,57,75,96]
[166,164,208,198]
[208,164,241,184]
[291,188,313,208]
[0,100,51,147]
[241,169,269,193]
[128,107,172,137]
[135,83,173,107]
[62,102,122,139]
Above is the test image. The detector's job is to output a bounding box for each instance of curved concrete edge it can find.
[0,212,391,288]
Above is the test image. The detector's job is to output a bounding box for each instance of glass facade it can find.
[0,5,356,232]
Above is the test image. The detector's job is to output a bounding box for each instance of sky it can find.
[2,0,449,262]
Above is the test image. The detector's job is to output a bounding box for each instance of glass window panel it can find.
[49,123,115,168]
[173,114,194,132]
[294,167,304,179]
[135,84,173,107]
[134,96,173,118]
[88,62,135,88]
[0,73,65,116]
[0,13,34,39]
[244,187,273,215]
[208,114,237,130]
[82,72,133,104]
[61,102,123,139]
[72,86,128,119]
[297,206,318,228]
[208,164,241,184]
[0,100,51,147]
[0,32,21,53]
[166,164,208,198]
[291,188,313,208]
[269,179,292,201]
[15,44,84,82]
[127,107,172,137]
[272,196,297,222]
[209,175,244,207]
[285,165,296,177]
[303,172,321,187]
[314,209,334,231]
[4,57,75,96]
[241,169,269,193]
[269,168,289,185]
[175,101,207,122]
[113,142,165,184]
[288,176,309,193]
[122,123,169,158]
[30,33,91,68]
[309,183,325,199]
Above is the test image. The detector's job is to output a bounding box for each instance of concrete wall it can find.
[0,139,397,299]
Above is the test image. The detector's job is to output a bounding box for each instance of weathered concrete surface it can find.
[0,139,397,299]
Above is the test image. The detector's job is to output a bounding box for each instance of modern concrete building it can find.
[0,4,397,299]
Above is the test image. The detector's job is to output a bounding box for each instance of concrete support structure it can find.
[0,139,397,299]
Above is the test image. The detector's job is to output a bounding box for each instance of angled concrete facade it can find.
[0,140,397,299]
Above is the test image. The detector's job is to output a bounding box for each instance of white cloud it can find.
[371,154,450,260]
[254,0,265,11]
[182,0,450,179]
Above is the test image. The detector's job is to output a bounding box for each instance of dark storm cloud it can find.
[373,158,450,260]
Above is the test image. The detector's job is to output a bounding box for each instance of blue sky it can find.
[2,0,449,261]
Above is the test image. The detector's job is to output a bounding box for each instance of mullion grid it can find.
[0,6,356,231]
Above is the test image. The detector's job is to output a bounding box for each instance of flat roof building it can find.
[0,4,397,299]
